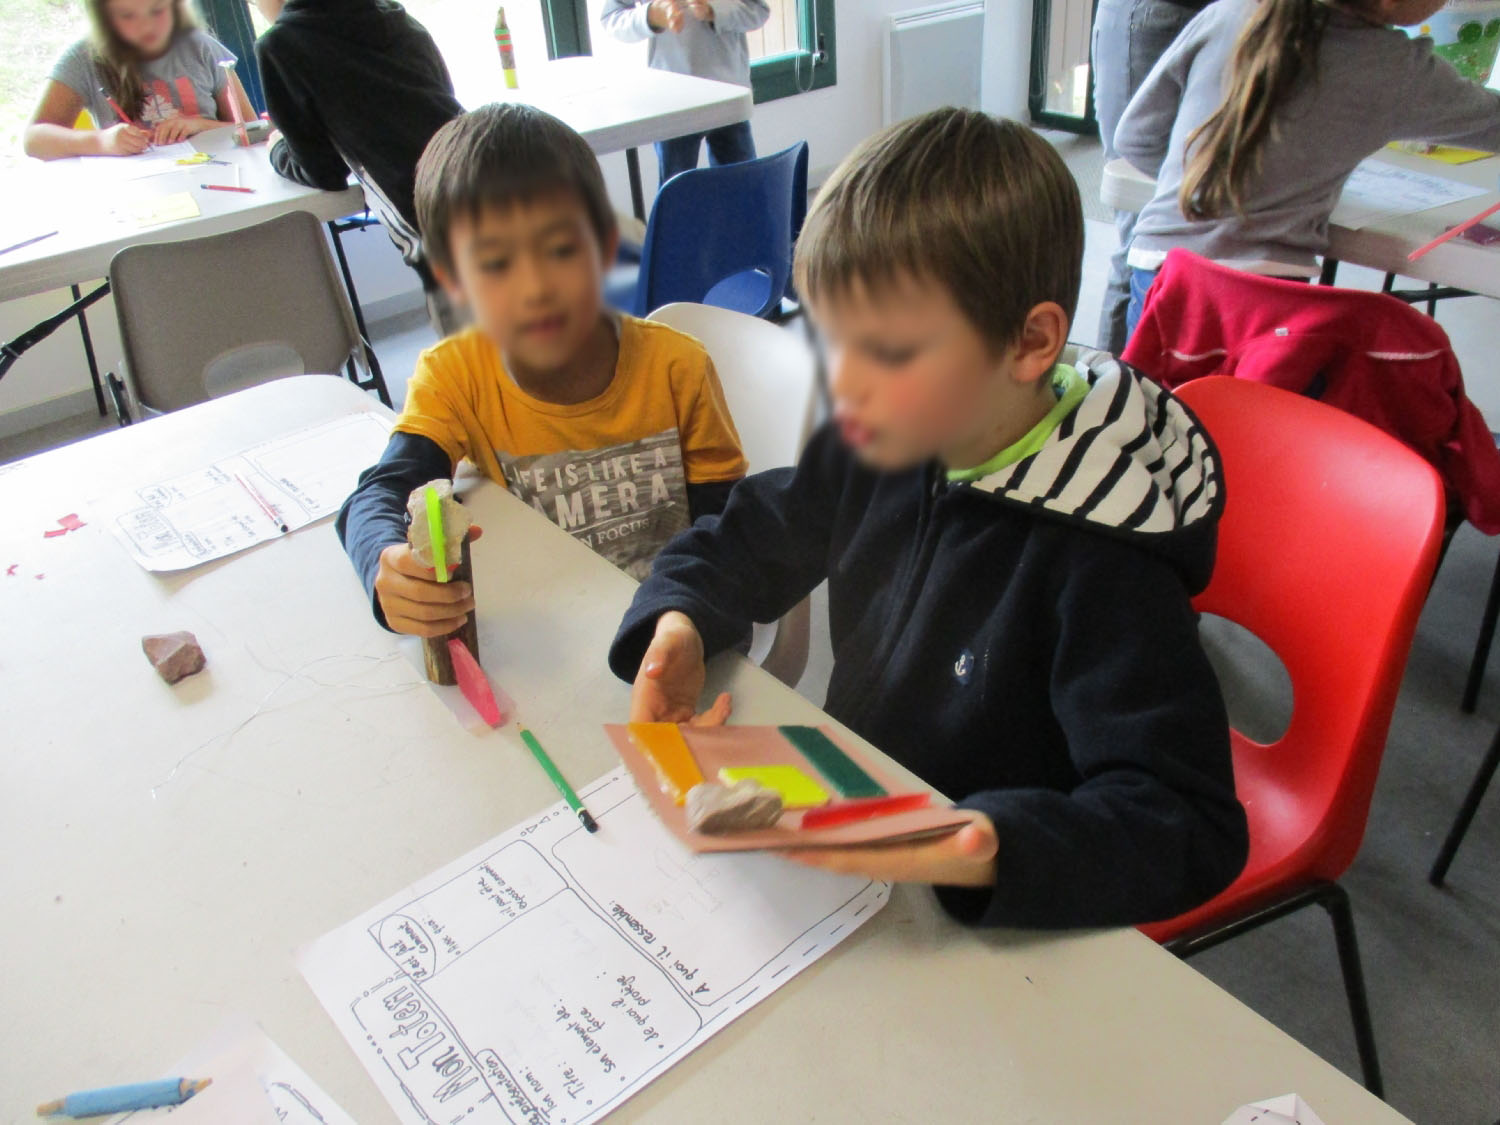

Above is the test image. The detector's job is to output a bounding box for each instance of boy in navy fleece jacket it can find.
[608,108,1248,928]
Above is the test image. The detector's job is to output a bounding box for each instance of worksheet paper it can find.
[76,141,202,183]
[1332,159,1489,229]
[102,411,392,571]
[299,768,888,1125]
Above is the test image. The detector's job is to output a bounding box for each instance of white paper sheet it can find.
[106,1020,355,1125]
[75,141,202,183]
[1221,1092,1327,1125]
[100,411,392,571]
[299,768,888,1125]
[1332,159,1489,229]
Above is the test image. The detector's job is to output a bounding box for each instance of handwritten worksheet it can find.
[102,411,392,571]
[77,141,202,183]
[299,768,887,1125]
[1333,159,1488,229]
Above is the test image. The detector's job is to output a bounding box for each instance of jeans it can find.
[1091,0,1197,353]
[655,120,757,186]
[1125,266,1158,344]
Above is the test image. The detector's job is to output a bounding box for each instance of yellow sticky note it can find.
[628,722,704,806]
[122,191,200,228]
[718,765,830,808]
[1386,141,1493,165]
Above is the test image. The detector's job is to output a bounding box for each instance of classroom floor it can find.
[2,145,1497,1125]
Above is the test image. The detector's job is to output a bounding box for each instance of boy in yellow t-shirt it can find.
[336,103,747,636]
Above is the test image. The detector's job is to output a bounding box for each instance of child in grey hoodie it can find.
[1115,0,1500,339]
[601,0,770,183]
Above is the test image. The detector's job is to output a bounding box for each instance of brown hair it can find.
[86,0,200,121]
[415,102,617,276]
[1179,0,1339,219]
[794,107,1083,351]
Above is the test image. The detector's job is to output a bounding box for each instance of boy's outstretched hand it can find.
[780,812,1000,887]
[375,525,484,637]
[631,610,732,725]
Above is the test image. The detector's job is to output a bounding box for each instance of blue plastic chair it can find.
[606,142,809,319]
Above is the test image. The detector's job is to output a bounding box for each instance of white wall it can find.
[0,0,1034,429]
[0,285,125,430]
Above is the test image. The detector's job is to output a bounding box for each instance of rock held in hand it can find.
[684,780,784,835]
[406,479,472,569]
[141,630,206,684]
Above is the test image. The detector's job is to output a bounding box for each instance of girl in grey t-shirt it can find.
[24,0,255,159]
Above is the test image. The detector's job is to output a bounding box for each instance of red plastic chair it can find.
[1140,378,1446,1099]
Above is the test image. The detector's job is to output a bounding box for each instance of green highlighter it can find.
[425,485,449,582]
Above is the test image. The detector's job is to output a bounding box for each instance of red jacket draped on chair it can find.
[1122,248,1500,533]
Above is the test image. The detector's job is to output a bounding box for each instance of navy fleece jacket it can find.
[609,353,1248,929]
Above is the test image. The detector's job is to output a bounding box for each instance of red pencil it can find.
[99,87,136,127]
[1407,198,1500,262]
[234,473,287,533]
[201,184,255,194]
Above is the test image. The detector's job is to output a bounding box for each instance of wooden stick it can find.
[420,537,479,685]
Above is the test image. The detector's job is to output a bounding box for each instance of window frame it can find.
[199,0,268,112]
[748,0,837,104]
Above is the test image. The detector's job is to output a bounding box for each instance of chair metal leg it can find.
[1429,722,1500,886]
[625,147,647,222]
[105,372,132,426]
[1317,884,1384,1099]
[1164,882,1384,1098]
[1462,550,1500,713]
[325,219,393,407]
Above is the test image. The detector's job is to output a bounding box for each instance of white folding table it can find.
[460,54,754,221]
[1101,150,1500,299]
[0,375,1412,1125]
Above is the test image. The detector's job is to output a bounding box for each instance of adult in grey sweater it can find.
[601,0,770,183]
[1116,0,1500,277]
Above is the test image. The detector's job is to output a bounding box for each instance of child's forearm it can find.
[601,0,656,42]
[23,123,104,159]
[336,431,455,627]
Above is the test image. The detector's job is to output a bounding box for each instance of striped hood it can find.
[957,351,1224,593]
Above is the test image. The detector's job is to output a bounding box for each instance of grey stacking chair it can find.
[105,209,389,423]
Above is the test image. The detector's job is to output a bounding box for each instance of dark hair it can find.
[794,107,1083,351]
[415,102,616,275]
[1180,0,1334,219]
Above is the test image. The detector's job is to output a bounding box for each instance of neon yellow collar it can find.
[946,365,1087,482]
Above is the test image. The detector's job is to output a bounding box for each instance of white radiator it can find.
[882,1,987,127]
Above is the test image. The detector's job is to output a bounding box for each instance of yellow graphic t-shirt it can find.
[395,316,747,579]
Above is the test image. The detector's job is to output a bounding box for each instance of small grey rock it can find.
[684,780,784,835]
